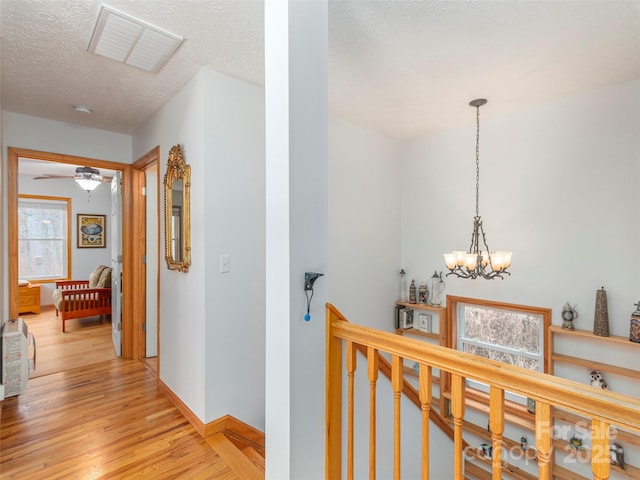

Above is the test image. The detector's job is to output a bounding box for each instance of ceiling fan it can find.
[33,166,113,191]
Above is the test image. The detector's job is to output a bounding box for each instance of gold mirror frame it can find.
[164,145,191,272]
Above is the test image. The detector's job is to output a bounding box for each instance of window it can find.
[450,297,551,404]
[18,195,71,282]
[457,304,544,372]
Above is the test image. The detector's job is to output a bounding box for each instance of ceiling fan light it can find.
[73,105,92,114]
[75,176,102,191]
[74,167,103,191]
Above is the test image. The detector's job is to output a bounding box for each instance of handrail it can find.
[326,303,640,480]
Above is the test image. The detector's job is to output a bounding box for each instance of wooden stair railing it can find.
[326,303,640,480]
[353,343,456,442]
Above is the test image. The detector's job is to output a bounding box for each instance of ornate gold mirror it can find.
[164,145,191,272]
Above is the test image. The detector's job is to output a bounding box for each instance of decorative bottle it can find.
[399,269,407,302]
[430,271,445,307]
[418,283,428,304]
[409,279,417,304]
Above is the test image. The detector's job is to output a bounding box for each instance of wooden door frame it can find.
[8,147,139,359]
[131,146,161,361]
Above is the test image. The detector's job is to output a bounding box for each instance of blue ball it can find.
[304,313,311,321]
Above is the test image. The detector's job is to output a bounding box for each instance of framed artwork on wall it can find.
[77,213,106,248]
[418,312,432,333]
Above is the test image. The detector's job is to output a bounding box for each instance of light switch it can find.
[220,255,230,273]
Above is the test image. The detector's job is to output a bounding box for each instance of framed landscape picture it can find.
[77,214,106,248]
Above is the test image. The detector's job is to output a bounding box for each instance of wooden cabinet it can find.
[18,284,40,315]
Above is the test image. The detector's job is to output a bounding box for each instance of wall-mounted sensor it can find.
[304,272,324,321]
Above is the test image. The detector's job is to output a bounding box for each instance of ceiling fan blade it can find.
[32,174,74,180]
[33,172,113,183]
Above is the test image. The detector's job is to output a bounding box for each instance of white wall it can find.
[265,5,332,478]
[133,71,207,420]
[134,67,267,430]
[401,80,640,335]
[328,115,402,329]
[2,112,132,163]
[0,70,4,323]
[201,68,266,427]
[18,174,112,305]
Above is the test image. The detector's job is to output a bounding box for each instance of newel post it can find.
[326,305,343,479]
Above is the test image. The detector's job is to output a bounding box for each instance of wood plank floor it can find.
[23,306,115,378]
[1,359,241,479]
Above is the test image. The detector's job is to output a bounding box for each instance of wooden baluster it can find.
[367,347,379,480]
[592,418,610,480]
[535,400,552,480]
[347,341,357,480]
[489,386,504,479]
[451,374,465,480]
[419,364,432,480]
[326,309,343,480]
[392,355,403,480]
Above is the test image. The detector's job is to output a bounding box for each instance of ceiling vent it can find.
[87,5,183,74]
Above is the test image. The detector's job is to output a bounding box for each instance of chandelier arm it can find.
[477,220,495,270]
[446,267,478,280]
[468,220,478,255]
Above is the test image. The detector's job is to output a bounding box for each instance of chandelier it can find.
[443,99,512,280]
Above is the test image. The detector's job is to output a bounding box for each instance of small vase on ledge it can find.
[630,301,640,343]
[593,286,610,337]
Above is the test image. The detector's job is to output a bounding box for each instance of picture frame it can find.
[418,312,432,333]
[77,214,106,248]
[399,309,414,329]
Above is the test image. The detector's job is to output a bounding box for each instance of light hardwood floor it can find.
[2,308,244,479]
[1,359,241,479]
[24,305,115,378]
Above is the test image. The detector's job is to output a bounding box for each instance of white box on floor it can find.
[1,318,36,397]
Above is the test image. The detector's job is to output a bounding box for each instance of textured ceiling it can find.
[1,0,264,135]
[1,0,639,141]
